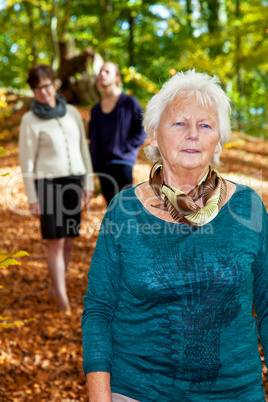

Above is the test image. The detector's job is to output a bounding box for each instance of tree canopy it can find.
[0,0,267,137]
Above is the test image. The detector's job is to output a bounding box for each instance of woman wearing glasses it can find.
[19,64,94,312]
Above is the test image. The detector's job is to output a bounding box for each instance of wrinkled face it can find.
[151,95,220,173]
[33,77,57,107]
[98,62,120,87]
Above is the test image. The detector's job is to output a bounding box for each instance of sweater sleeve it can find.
[71,106,94,192]
[19,116,39,204]
[252,203,268,365]
[81,202,121,375]
[128,97,147,149]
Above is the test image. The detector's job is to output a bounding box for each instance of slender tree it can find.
[129,14,135,66]
[24,1,38,64]
[51,0,60,71]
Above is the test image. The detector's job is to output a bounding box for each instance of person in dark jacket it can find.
[89,61,147,204]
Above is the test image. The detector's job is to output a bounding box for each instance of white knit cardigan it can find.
[19,104,94,204]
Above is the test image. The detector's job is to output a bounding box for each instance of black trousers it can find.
[98,163,133,204]
[35,176,83,239]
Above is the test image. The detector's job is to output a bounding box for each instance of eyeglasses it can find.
[33,82,54,92]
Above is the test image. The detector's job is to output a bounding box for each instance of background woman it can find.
[82,70,268,401]
[89,61,147,205]
[19,64,94,311]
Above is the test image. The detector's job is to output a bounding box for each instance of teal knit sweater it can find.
[82,183,268,401]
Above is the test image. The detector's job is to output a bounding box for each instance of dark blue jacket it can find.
[89,93,147,171]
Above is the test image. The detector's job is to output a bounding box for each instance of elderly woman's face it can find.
[33,77,57,107]
[151,95,220,173]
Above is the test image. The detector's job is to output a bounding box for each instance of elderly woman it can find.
[82,70,268,401]
[19,64,94,311]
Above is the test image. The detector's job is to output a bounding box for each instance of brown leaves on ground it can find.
[0,104,268,401]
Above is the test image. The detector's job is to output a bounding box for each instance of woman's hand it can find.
[29,202,41,218]
[82,190,94,210]
[86,372,112,402]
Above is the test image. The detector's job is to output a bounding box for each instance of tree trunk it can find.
[206,0,221,56]
[235,0,242,131]
[186,0,193,36]
[129,15,134,66]
[62,0,71,39]
[51,0,60,71]
[102,0,110,13]
[24,1,38,64]
[58,41,102,104]
[100,0,111,41]
[207,0,220,33]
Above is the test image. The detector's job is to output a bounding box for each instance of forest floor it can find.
[0,103,268,401]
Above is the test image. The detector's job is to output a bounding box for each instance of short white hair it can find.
[143,69,231,167]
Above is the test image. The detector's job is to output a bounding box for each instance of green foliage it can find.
[0,316,35,329]
[0,0,267,137]
[0,88,12,142]
[0,250,29,267]
[122,66,159,107]
[0,147,8,156]
[0,249,30,329]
